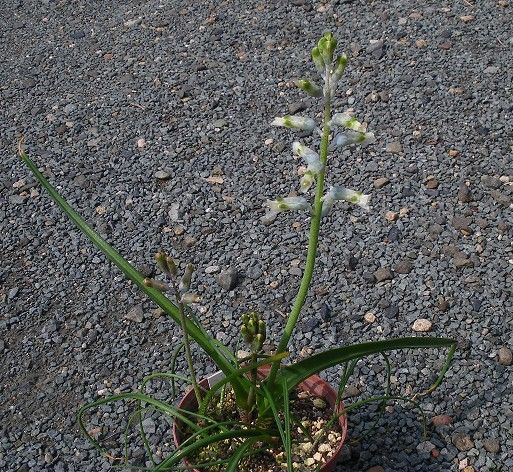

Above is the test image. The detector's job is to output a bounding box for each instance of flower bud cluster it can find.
[144,251,200,305]
[240,312,267,353]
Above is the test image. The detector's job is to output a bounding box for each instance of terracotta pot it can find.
[172,367,348,472]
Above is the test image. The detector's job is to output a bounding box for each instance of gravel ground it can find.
[1,0,513,471]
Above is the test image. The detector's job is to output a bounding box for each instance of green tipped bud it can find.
[332,53,348,82]
[254,333,265,350]
[155,251,169,274]
[318,32,337,64]
[311,47,325,73]
[247,319,257,335]
[180,292,201,304]
[294,79,322,97]
[241,313,250,325]
[179,263,194,292]
[166,256,178,276]
[258,319,266,336]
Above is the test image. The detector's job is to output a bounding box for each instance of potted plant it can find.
[20,32,456,471]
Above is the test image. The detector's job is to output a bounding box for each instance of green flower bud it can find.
[318,32,337,64]
[332,53,348,82]
[254,333,265,350]
[166,256,178,276]
[258,319,266,336]
[311,46,325,73]
[294,79,322,97]
[155,251,169,273]
[179,263,194,292]
[143,278,171,291]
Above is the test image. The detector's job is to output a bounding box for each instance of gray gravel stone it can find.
[124,305,144,323]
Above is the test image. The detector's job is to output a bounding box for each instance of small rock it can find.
[374,267,393,283]
[384,304,399,319]
[136,138,146,148]
[436,296,450,312]
[125,305,144,323]
[385,211,398,222]
[460,15,474,23]
[452,432,474,452]
[439,40,452,50]
[412,318,432,332]
[155,170,171,180]
[63,103,76,114]
[312,398,327,409]
[362,271,376,284]
[416,441,436,453]
[212,118,227,128]
[205,265,220,274]
[497,346,513,366]
[453,252,473,269]
[387,226,402,243]
[490,190,511,207]
[448,149,460,157]
[184,236,197,248]
[481,175,502,189]
[374,177,390,189]
[452,216,473,234]
[141,417,156,434]
[394,260,413,274]
[70,30,85,39]
[22,77,37,88]
[364,312,376,323]
[320,302,332,322]
[457,183,472,203]
[432,415,452,426]
[218,268,239,291]
[424,176,439,189]
[386,141,402,154]
[168,202,181,222]
[288,101,307,114]
[415,39,428,48]
[482,438,500,453]
[483,66,499,74]
[366,467,385,472]
[368,40,384,59]
[8,287,19,300]
[346,254,358,270]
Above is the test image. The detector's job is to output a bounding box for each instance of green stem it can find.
[172,281,203,406]
[269,76,332,384]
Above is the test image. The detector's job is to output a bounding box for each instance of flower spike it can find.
[331,112,364,132]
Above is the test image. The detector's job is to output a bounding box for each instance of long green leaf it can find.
[20,151,251,403]
[225,438,258,472]
[266,337,456,406]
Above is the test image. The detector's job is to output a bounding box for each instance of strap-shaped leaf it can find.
[265,337,456,404]
[20,151,252,403]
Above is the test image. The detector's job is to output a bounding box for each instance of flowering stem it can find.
[171,280,203,406]
[269,77,332,384]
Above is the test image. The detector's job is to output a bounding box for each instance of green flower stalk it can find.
[267,32,375,384]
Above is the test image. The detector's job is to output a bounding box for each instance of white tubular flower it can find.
[295,79,322,98]
[271,115,316,132]
[331,112,364,131]
[321,186,371,216]
[299,171,315,193]
[292,142,323,174]
[266,196,310,212]
[331,130,376,149]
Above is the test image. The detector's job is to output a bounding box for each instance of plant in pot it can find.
[20,32,456,472]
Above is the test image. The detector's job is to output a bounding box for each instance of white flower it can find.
[331,112,364,131]
[266,196,310,212]
[331,131,376,149]
[295,79,322,97]
[292,142,323,174]
[299,171,315,193]
[321,186,371,216]
[271,115,316,132]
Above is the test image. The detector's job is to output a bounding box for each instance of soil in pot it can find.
[173,374,347,472]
